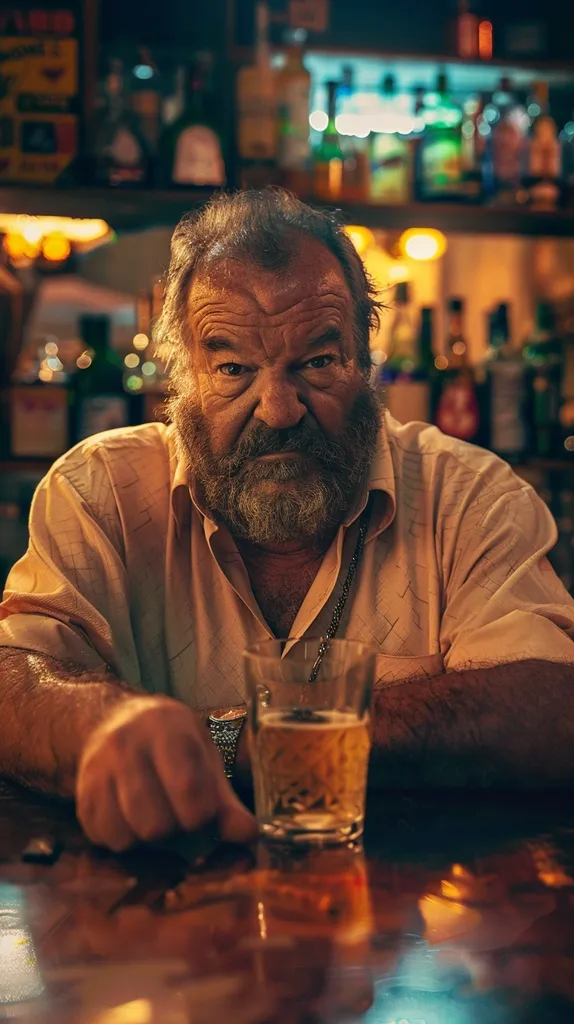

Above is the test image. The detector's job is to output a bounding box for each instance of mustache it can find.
[222,421,355,477]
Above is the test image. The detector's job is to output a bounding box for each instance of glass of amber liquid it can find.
[244,638,376,844]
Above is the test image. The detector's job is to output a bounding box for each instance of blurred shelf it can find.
[3,186,574,236]
[0,187,216,233]
[324,202,574,237]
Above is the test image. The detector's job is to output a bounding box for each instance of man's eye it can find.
[304,355,334,370]
[217,363,247,377]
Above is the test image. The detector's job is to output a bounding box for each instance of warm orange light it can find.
[478,20,493,60]
[0,214,111,244]
[3,232,27,259]
[344,225,376,256]
[42,233,71,262]
[399,228,447,262]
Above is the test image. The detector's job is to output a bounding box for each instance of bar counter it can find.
[1,780,573,1022]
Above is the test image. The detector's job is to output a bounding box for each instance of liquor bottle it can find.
[275,29,311,192]
[313,81,343,201]
[162,57,225,188]
[435,298,480,443]
[418,72,463,201]
[459,92,485,203]
[236,1,276,187]
[73,315,132,442]
[487,303,529,462]
[381,292,436,425]
[522,303,562,458]
[482,78,527,205]
[93,60,150,187]
[370,75,411,205]
[452,0,479,58]
[163,66,186,127]
[130,48,162,159]
[524,82,561,209]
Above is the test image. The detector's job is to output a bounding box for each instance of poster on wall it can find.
[0,2,84,184]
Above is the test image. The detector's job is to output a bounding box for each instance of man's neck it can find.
[236,530,336,562]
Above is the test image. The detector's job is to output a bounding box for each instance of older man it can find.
[1,190,574,851]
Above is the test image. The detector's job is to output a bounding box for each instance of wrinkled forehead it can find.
[186,239,353,325]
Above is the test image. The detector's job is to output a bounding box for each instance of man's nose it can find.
[253,370,306,430]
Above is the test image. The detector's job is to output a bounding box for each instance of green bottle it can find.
[74,315,131,442]
[313,81,343,201]
[418,71,463,201]
[523,303,562,458]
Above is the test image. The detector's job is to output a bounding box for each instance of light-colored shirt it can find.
[1,414,573,709]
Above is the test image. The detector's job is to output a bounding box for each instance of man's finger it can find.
[153,731,218,832]
[115,753,178,842]
[78,777,137,852]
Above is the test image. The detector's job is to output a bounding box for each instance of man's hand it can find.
[76,696,257,851]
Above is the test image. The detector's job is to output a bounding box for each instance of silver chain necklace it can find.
[307,497,373,682]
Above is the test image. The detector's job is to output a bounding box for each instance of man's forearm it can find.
[0,649,134,797]
[371,658,574,788]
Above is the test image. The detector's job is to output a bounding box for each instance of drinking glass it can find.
[244,638,376,844]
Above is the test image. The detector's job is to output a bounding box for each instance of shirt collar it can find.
[169,414,397,541]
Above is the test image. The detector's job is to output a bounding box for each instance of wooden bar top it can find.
[1,780,573,1022]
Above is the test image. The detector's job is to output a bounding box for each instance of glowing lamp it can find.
[399,228,448,262]
[42,233,71,262]
[344,225,376,256]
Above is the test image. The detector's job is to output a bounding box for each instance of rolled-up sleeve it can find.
[440,464,574,670]
[0,457,141,687]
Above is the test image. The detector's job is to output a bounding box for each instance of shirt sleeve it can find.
[0,456,141,687]
[440,462,574,671]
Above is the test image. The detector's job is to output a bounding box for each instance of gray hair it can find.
[154,188,382,374]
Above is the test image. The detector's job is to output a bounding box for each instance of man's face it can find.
[170,238,381,546]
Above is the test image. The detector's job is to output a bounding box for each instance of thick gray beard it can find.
[170,386,382,546]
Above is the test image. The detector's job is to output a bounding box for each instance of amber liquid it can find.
[250,709,371,842]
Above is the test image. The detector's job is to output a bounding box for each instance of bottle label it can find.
[11,386,68,457]
[237,70,276,159]
[491,363,527,454]
[172,125,225,186]
[422,136,462,192]
[370,134,410,203]
[436,377,479,440]
[78,396,129,441]
[277,79,310,169]
[107,127,145,184]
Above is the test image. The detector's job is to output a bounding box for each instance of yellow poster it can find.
[0,35,78,183]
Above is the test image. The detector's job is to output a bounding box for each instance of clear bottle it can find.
[525,81,561,209]
[381,287,435,425]
[418,71,463,201]
[483,77,528,204]
[313,80,343,200]
[276,29,311,189]
[93,59,150,187]
[162,57,225,188]
[487,303,529,462]
[236,0,276,181]
[369,74,411,205]
[130,47,161,157]
[163,66,186,127]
